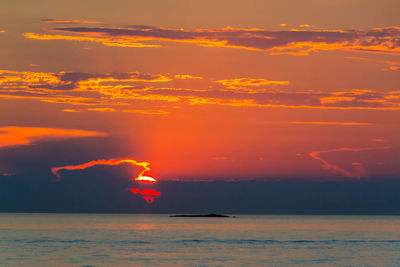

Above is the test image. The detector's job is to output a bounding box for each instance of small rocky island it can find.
[170,213,231,218]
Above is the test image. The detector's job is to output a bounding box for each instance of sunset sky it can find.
[1,1,400,211]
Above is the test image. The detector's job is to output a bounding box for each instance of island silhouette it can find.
[170,213,231,218]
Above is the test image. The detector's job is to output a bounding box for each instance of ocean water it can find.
[1,214,400,266]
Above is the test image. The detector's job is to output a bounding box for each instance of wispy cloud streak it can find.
[309,146,390,178]
[289,121,373,126]
[51,158,151,181]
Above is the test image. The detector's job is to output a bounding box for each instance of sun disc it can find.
[135,176,157,183]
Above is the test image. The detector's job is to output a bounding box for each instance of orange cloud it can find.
[87,107,116,112]
[26,25,400,55]
[174,74,204,80]
[86,108,168,115]
[51,158,151,181]
[63,109,80,112]
[24,33,161,48]
[0,70,175,108]
[216,78,289,90]
[121,109,169,115]
[0,126,107,149]
[0,93,128,107]
[2,70,400,111]
[187,96,400,110]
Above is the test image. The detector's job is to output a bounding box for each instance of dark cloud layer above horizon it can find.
[1,175,400,214]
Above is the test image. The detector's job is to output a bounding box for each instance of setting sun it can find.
[135,176,157,183]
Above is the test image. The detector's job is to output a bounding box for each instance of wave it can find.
[3,238,150,245]
[3,238,400,246]
[172,239,400,245]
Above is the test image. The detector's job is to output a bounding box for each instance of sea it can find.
[1,213,400,266]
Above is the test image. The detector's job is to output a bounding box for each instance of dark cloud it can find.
[40,19,102,24]
[58,72,166,83]
[43,25,400,54]
[1,70,400,110]
[0,70,171,92]
[2,177,400,214]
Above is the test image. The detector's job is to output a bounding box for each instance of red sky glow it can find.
[0,0,399,183]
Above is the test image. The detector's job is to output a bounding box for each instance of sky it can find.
[0,0,400,212]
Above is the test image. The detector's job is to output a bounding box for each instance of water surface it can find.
[1,213,400,266]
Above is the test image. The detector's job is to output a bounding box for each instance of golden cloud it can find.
[24,33,161,48]
[1,70,400,112]
[24,25,400,55]
[216,78,289,90]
